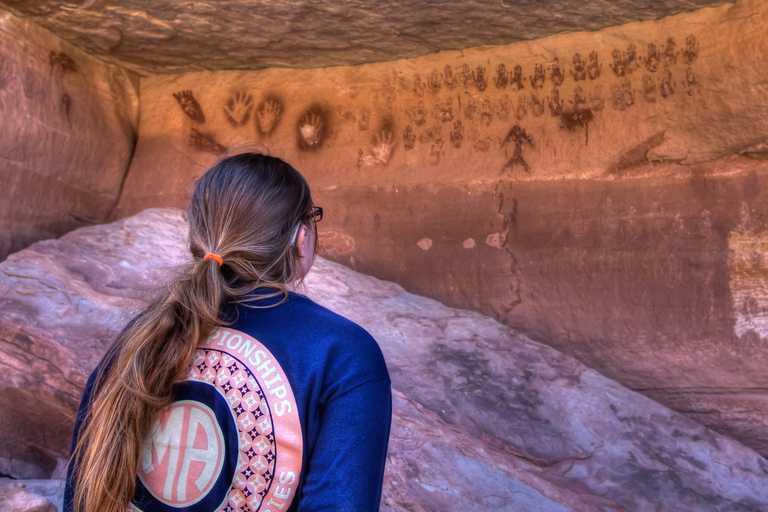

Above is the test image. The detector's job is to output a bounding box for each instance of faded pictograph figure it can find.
[474,138,492,152]
[571,86,587,107]
[511,65,525,90]
[189,128,226,154]
[418,124,442,144]
[428,68,442,92]
[443,64,456,89]
[412,73,426,96]
[173,90,206,123]
[571,53,587,81]
[463,96,478,121]
[224,92,254,127]
[663,37,678,67]
[610,48,627,77]
[402,125,416,150]
[457,63,472,88]
[609,45,635,77]
[587,50,602,80]
[480,99,493,127]
[393,70,410,91]
[450,120,464,148]
[410,101,427,126]
[358,130,395,167]
[495,95,511,121]
[358,108,370,131]
[682,67,697,95]
[494,63,509,89]
[501,125,534,174]
[550,58,565,86]
[610,79,634,110]
[548,89,564,117]
[530,63,545,89]
[473,66,488,92]
[429,138,444,164]
[682,35,699,64]
[49,51,77,74]
[660,70,675,98]
[298,110,324,149]
[530,93,545,117]
[515,95,528,120]
[436,98,453,122]
[642,74,657,102]
[256,99,282,134]
[371,130,394,163]
[589,85,605,111]
[644,43,661,72]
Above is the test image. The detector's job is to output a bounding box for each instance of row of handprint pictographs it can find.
[173,90,333,153]
[391,35,699,96]
[397,65,696,141]
[174,63,695,163]
[173,33,699,162]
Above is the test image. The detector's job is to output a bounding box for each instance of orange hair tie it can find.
[203,253,223,267]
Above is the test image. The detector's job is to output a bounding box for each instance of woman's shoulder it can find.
[288,293,388,372]
[291,293,368,332]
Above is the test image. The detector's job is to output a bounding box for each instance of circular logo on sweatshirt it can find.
[132,380,239,512]
[129,328,302,512]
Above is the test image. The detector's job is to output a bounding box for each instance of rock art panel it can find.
[3,208,768,511]
[112,0,765,203]
[108,0,768,460]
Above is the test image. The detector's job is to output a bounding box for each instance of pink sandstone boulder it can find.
[0,482,56,512]
[0,208,767,510]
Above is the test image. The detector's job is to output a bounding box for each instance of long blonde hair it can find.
[70,153,315,512]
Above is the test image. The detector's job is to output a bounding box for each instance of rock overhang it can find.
[0,0,733,75]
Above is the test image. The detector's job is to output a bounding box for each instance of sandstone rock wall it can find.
[111,0,768,456]
[3,208,768,510]
[0,7,139,261]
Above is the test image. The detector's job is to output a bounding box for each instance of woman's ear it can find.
[296,224,310,258]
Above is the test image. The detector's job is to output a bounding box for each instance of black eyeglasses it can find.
[307,206,323,223]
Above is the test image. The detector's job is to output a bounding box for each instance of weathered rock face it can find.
[0,481,57,512]
[0,479,64,512]
[2,208,768,510]
[0,7,139,261]
[109,0,768,456]
[0,0,730,75]
[0,209,188,478]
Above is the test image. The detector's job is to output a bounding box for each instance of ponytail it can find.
[71,258,225,512]
[69,152,313,512]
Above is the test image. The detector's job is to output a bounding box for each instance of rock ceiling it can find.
[0,0,731,75]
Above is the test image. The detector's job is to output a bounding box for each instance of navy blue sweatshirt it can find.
[64,292,392,512]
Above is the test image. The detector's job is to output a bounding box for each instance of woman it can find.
[64,153,392,512]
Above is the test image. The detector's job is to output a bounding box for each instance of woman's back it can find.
[129,292,390,511]
[64,153,391,512]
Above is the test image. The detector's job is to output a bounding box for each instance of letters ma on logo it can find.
[128,329,303,512]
